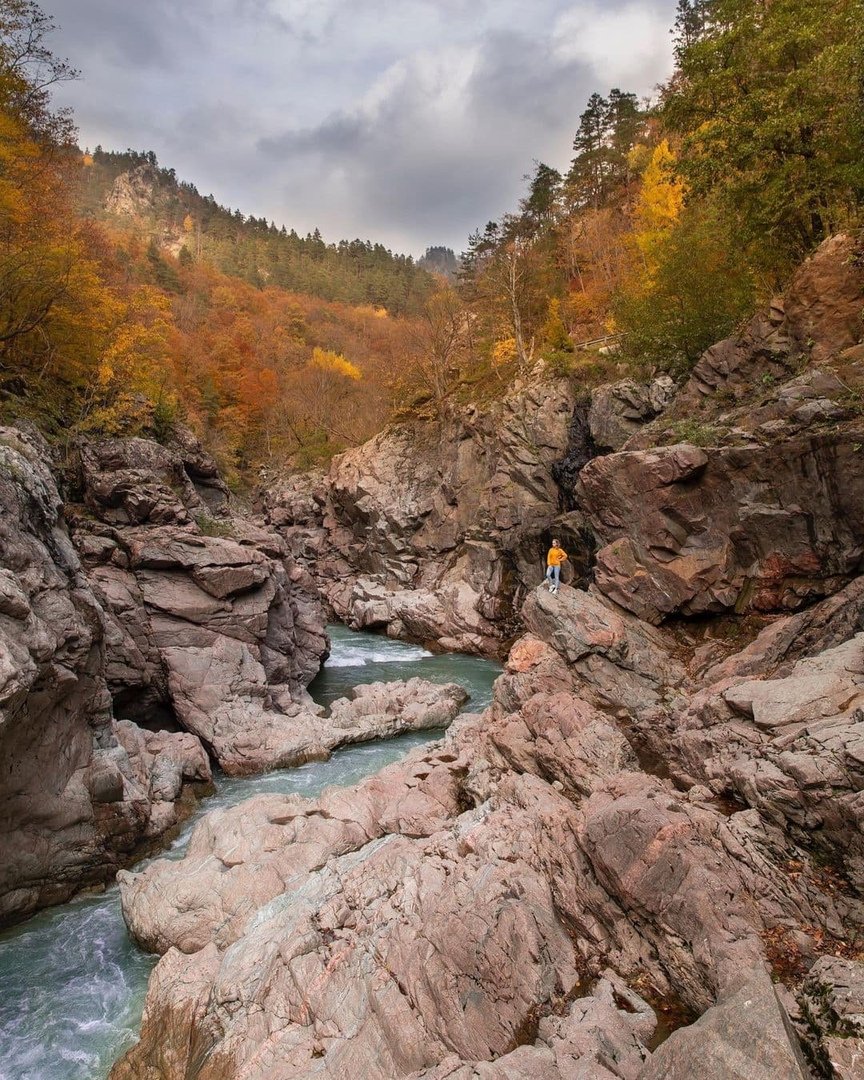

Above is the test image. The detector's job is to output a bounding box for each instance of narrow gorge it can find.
[2,232,864,1079]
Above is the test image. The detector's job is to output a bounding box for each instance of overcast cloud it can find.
[46,0,678,256]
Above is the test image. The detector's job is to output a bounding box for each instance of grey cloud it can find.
[49,0,202,69]
[257,25,607,248]
[45,0,679,253]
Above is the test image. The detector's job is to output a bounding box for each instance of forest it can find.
[0,0,860,481]
[456,0,862,384]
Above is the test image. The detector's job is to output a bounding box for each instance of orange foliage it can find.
[0,64,423,475]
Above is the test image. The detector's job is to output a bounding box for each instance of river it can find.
[0,625,501,1080]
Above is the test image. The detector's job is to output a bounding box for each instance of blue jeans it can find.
[546,565,560,587]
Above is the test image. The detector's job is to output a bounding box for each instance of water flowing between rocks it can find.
[0,625,501,1080]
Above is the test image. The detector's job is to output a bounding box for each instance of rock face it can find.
[104,163,162,219]
[655,233,864,419]
[639,971,809,1080]
[0,423,333,922]
[265,379,585,656]
[113,563,864,1079]
[799,956,864,1078]
[68,435,329,775]
[0,425,212,924]
[578,432,864,624]
[588,376,675,452]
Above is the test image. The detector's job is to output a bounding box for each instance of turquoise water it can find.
[0,626,501,1080]
[308,623,501,710]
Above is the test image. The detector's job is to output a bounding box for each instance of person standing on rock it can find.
[545,539,568,594]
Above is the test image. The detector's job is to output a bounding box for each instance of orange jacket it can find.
[547,546,568,568]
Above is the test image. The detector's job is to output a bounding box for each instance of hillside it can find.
[0,132,443,480]
[79,150,436,315]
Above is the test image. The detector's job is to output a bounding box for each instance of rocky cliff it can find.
[577,234,864,626]
[0,427,331,925]
[67,435,330,775]
[0,426,213,923]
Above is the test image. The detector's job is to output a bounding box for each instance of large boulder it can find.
[676,633,864,889]
[76,434,229,525]
[521,585,689,716]
[578,432,864,624]
[162,668,466,778]
[638,970,808,1080]
[589,376,675,452]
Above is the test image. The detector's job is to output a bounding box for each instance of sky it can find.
[46,0,679,257]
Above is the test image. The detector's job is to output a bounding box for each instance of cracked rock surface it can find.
[112,573,864,1078]
[68,433,330,775]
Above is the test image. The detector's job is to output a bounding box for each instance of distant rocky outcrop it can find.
[104,163,163,219]
[103,163,188,255]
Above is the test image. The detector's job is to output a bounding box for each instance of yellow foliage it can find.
[491,338,517,366]
[0,111,40,225]
[310,346,361,380]
[636,140,685,232]
[183,214,195,234]
[633,140,686,278]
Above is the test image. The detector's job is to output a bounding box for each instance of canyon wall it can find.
[0,427,330,924]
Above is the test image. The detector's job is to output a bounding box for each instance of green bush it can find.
[194,514,233,538]
[666,418,719,447]
[613,208,757,376]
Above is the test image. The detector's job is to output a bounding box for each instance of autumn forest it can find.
[0,0,860,483]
